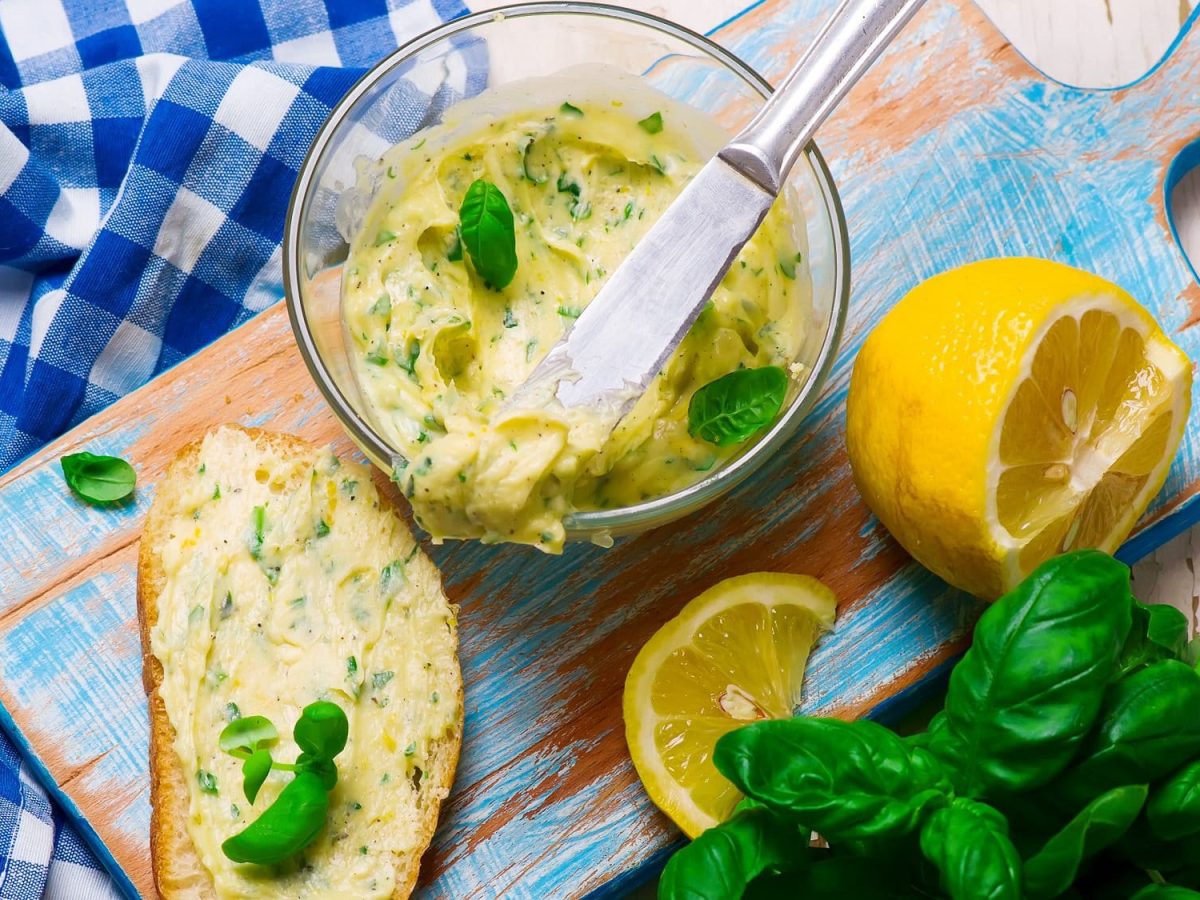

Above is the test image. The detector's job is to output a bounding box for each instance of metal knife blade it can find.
[510,156,774,419]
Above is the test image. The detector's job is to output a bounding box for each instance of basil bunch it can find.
[660,551,1200,898]
[218,701,348,866]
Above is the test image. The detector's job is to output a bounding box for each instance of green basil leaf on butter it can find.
[688,366,788,447]
[243,749,273,804]
[637,111,663,134]
[294,701,348,761]
[222,770,329,865]
[60,451,136,504]
[219,715,279,755]
[458,179,517,289]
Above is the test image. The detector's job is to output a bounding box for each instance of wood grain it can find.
[3,0,1200,897]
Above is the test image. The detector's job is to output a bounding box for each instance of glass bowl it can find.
[283,1,849,542]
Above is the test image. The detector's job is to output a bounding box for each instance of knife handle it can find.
[718,0,927,195]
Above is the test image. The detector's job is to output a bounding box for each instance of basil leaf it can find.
[1053,660,1200,807]
[715,718,952,842]
[242,748,273,804]
[60,451,136,504]
[919,798,1021,900]
[459,179,517,288]
[688,366,788,447]
[638,111,663,134]
[1147,760,1200,841]
[293,701,348,760]
[219,715,278,755]
[1023,785,1147,899]
[929,550,1133,795]
[1117,600,1189,677]
[659,805,805,900]
[221,771,329,865]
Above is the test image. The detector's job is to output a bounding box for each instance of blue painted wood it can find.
[2,1,1200,897]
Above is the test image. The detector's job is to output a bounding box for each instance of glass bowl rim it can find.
[282,0,851,536]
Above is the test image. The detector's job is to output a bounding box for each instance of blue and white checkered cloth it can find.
[0,0,473,894]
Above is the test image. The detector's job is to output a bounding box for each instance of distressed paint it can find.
[2,1,1200,897]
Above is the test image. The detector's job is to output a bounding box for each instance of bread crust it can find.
[138,426,462,899]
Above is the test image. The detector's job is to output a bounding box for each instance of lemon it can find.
[623,573,836,836]
[846,257,1192,600]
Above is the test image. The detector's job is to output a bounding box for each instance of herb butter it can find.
[343,86,811,550]
[148,427,459,897]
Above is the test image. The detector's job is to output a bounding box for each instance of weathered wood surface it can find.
[4,0,1200,897]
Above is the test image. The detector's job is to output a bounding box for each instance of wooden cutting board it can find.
[4,0,1200,896]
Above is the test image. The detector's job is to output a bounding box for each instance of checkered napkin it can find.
[0,0,475,894]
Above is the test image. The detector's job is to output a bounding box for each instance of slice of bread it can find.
[139,425,462,899]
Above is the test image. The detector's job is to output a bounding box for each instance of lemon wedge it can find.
[623,573,836,837]
[847,257,1192,600]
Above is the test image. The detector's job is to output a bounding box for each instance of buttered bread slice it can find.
[139,425,461,898]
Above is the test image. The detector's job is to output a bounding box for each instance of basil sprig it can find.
[458,179,517,289]
[218,701,349,865]
[687,366,788,446]
[659,551,1200,898]
[60,451,135,504]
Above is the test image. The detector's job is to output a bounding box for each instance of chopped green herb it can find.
[395,338,420,378]
[404,742,416,756]
[431,692,439,704]
[198,463,206,475]
[212,483,221,500]
[559,101,583,117]
[623,201,634,221]
[369,295,391,316]
[372,671,395,690]
[264,566,280,585]
[340,478,358,494]
[220,591,234,619]
[525,340,538,362]
[386,165,396,178]
[638,111,663,134]
[249,506,265,560]
[570,200,592,221]
[374,229,397,247]
[556,172,581,197]
[365,350,389,366]
[457,471,467,483]
[381,560,404,593]
[315,518,330,538]
[359,845,369,855]
[225,702,241,722]
[198,770,218,794]
[557,305,582,318]
[290,596,306,607]
[503,307,518,328]
[649,154,667,175]
[412,137,426,151]
[779,252,802,279]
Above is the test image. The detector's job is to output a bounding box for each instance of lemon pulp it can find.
[623,573,836,836]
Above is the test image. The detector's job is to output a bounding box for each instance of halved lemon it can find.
[847,257,1192,600]
[623,573,836,837]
